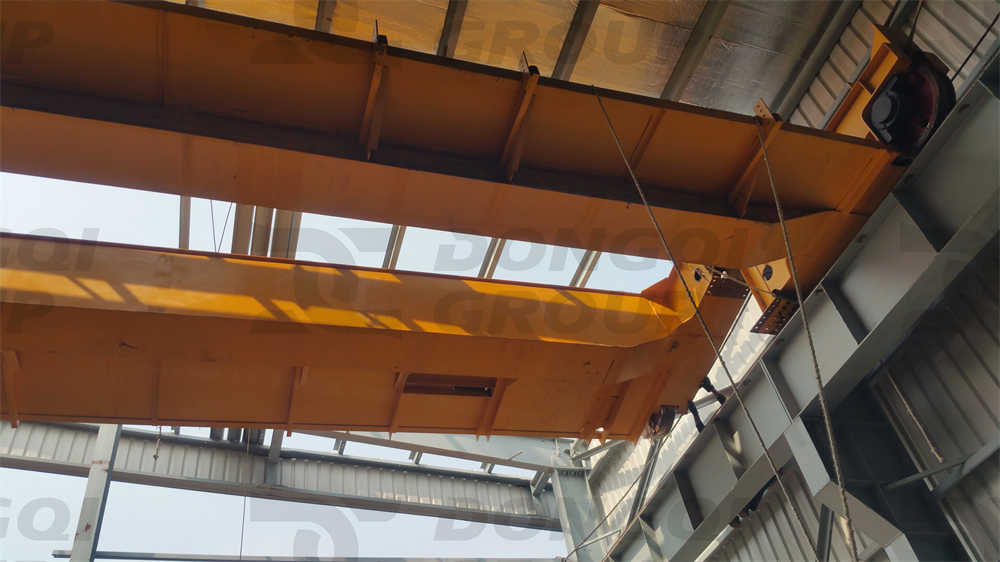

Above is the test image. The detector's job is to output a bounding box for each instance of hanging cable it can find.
[209,200,218,252]
[217,202,235,253]
[238,430,251,560]
[951,10,999,81]
[754,121,858,562]
[591,90,819,560]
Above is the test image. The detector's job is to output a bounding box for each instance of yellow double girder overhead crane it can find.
[0,2,952,438]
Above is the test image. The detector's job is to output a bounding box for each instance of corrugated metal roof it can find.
[680,0,840,113]
[172,0,850,115]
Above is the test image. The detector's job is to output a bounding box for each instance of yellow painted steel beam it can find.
[0,0,902,277]
[0,235,683,347]
[0,104,875,273]
[0,234,744,439]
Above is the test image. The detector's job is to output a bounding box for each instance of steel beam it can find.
[55,552,552,562]
[436,0,467,58]
[477,237,505,278]
[68,424,121,562]
[307,431,566,471]
[1,422,561,530]
[569,249,600,288]
[178,196,191,250]
[553,468,602,561]
[249,206,272,256]
[314,0,335,33]
[230,204,253,255]
[569,440,620,463]
[659,1,730,101]
[931,436,1000,500]
[551,0,599,81]
[601,75,999,562]
[269,209,301,259]
[381,224,406,269]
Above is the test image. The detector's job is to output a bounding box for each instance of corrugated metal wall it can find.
[788,0,1000,128]
[872,237,999,561]
[704,468,879,562]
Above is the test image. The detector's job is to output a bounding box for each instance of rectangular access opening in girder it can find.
[403,374,497,397]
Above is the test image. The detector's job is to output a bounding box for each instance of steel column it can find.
[178,196,191,250]
[68,424,121,562]
[553,468,602,562]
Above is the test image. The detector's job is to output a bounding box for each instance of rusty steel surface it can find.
[0,234,744,440]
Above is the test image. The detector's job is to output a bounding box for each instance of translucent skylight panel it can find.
[188,197,236,253]
[0,172,178,248]
[395,227,490,276]
[295,212,392,268]
[491,241,585,286]
[585,252,672,293]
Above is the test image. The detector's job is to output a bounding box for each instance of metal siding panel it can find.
[799,90,828,125]
[790,108,810,127]
[818,63,849,100]
[874,240,999,561]
[828,42,862,82]
[707,468,850,562]
[860,0,893,27]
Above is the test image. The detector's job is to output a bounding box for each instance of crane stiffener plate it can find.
[0,234,743,440]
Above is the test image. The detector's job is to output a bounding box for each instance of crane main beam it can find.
[0,234,744,439]
[0,0,900,277]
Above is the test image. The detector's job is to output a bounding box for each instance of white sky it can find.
[0,171,674,560]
